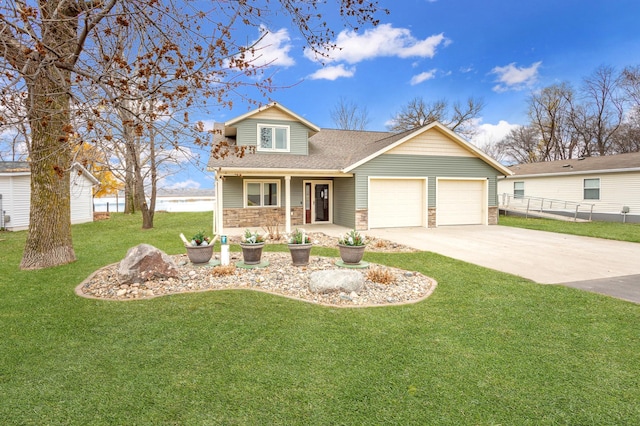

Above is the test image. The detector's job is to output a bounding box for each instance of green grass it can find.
[499,214,640,243]
[1,212,639,425]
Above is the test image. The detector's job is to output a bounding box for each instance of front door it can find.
[304,180,332,224]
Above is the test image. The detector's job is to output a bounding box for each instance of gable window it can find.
[583,178,600,200]
[514,181,524,198]
[257,124,289,152]
[244,180,280,207]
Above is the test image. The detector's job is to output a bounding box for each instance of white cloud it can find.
[166,179,201,190]
[410,69,437,85]
[471,120,520,146]
[490,61,542,92]
[242,26,295,68]
[305,24,448,64]
[308,64,356,81]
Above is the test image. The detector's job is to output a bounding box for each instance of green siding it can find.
[234,118,309,155]
[290,177,304,207]
[223,177,244,208]
[333,177,356,228]
[353,154,501,209]
[223,176,287,208]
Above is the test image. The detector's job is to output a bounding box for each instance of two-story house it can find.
[207,102,512,234]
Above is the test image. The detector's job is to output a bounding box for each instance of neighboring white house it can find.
[498,152,640,222]
[93,188,216,213]
[0,161,99,231]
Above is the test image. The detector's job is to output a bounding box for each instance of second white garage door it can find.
[437,179,486,226]
[369,179,425,228]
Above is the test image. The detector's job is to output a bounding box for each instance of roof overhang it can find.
[224,102,321,137]
[212,167,352,178]
[503,167,640,179]
[343,121,513,176]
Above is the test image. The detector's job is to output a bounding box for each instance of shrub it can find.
[366,267,395,285]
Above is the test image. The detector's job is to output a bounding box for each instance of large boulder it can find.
[309,270,364,294]
[117,244,179,284]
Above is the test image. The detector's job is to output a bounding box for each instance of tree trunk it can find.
[20,42,76,268]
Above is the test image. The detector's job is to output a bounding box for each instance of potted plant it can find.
[240,229,267,265]
[184,230,215,264]
[287,228,312,266]
[337,229,367,265]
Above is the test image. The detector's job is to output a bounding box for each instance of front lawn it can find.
[499,214,640,243]
[1,212,639,424]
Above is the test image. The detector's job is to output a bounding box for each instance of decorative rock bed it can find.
[75,233,437,308]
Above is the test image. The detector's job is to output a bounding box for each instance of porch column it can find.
[284,175,291,234]
[215,174,224,236]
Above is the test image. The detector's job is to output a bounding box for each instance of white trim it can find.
[243,179,281,208]
[367,176,428,229]
[435,177,488,227]
[284,175,291,233]
[225,102,321,133]
[257,123,290,152]
[504,167,640,179]
[212,167,351,177]
[303,180,333,224]
[342,121,513,176]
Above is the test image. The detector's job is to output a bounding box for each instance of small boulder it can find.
[309,270,364,294]
[117,244,179,284]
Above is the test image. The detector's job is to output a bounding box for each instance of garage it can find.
[437,179,486,226]
[369,178,425,228]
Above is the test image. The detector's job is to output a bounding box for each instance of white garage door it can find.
[369,179,424,228]
[437,179,485,226]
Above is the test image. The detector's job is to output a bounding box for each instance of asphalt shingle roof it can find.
[508,152,640,176]
[207,128,397,171]
[0,161,30,173]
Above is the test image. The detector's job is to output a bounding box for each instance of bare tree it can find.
[572,65,624,156]
[496,125,542,164]
[330,97,370,130]
[0,0,387,270]
[527,83,578,160]
[388,96,484,139]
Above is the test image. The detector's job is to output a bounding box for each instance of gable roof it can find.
[208,106,512,176]
[0,161,30,173]
[507,152,640,177]
[224,102,321,136]
[0,161,100,184]
[343,121,512,175]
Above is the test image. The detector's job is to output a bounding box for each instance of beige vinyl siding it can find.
[234,118,309,155]
[499,171,640,214]
[353,154,499,209]
[252,107,297,122]
[387,127,474,157]
[333,177,356,228]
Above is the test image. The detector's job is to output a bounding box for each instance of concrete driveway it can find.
[365,226,640,303]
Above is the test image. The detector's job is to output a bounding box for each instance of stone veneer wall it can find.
[488,206,498,225]
[428,208,437,228]
[355,209,368,230]
[223,207,304,228]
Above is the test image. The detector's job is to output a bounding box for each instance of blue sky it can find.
[174,0,640,190]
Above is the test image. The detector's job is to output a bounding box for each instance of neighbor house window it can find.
[514,181,525,198]
[257,124,289,152]
[583,178,600,200]
[244,180,280,207]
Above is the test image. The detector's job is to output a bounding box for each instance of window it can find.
[583,178,600,200]
[244,180,280,207]
[514,181,524,198]
[257,124,289,152]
